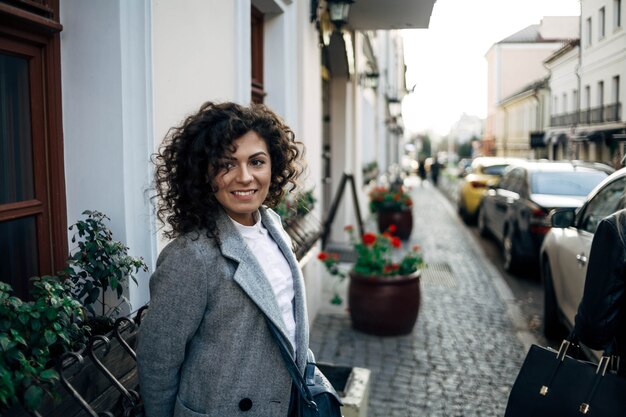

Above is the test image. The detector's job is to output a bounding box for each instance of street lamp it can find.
[327,0,353,30]
[359,71,380,89]
[387,97,402,117]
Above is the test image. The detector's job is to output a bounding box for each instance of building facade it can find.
[0,0,435,321]
[484,16,579,157]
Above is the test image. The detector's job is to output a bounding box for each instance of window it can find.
[251,6,265,104]
[572,89,578,111]
[599,7,606,38]
[586,17,593,46]
[614,76,621,103]
[585,85,591,109]
[530,171,609,196]
[0,3,67,300]
[615,0,623,29]
[562,92,568,113]
[579,177,626,233]
[598,81,605,107]
[554,96,558,114]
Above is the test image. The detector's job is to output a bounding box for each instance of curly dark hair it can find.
[152,101,305,239]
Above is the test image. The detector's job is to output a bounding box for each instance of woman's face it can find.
[213,131,272,226]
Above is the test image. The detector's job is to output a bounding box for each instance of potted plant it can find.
[368,185,413,240]
[63,210,148,335]
[318,225,424,336]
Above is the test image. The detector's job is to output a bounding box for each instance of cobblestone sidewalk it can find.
[309,180,530,417]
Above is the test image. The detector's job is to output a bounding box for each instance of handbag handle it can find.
[266,320,319,412]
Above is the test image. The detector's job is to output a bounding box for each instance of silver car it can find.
[540,167,626,339]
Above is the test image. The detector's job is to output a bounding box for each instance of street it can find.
[437,172,563,350]
[310,176,546,417]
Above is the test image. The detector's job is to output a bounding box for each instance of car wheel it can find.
[503,226,520,272]
[542,258,564,339]
[477,206,489,237]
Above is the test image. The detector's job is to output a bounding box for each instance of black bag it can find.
[505,339,626,416]
[267,321,343,417]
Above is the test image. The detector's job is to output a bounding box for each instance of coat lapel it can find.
[259,207,310,370]
[215,210,287,340]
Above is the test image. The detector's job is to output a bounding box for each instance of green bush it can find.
[0,276,86,411]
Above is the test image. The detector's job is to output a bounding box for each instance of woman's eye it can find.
[224,162,235,170]
[250,159,266,167]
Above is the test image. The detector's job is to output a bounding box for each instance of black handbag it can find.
[267,321,343,417]
[505,338,626,416]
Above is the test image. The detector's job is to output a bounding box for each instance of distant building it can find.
[484,16,579,156]
[545,0,626,167]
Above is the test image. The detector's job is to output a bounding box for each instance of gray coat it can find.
[137,207,309,417]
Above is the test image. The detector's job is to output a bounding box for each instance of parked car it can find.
[477,160,614,272]
[540,167,626,338]
[457,157,524,223]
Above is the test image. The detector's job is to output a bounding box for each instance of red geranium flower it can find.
[317,252,328,261]
[391,237,402,248]
[362,233,377,246]
[388,224,397,233]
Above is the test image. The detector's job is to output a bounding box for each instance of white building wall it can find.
[60,0,155,313]
[152,0,246,149]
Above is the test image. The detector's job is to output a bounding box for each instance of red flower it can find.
[383,265,393,274]
[388,224,397,233]
[391,263,400,270]
[317,252,328,261]
[393,193,401,201]
[344,225,354,232]
[412,244,421,252]
[391,237,402,248]
[362,233,377,246]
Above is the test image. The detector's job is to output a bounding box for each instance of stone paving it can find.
[309,179,531,417]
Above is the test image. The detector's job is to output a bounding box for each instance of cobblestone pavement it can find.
[309,179,531,417]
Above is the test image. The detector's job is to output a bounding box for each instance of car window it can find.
[578,178,626,233]
[530,171,608,196]
[482,164,509,176]
[578,177,626,233]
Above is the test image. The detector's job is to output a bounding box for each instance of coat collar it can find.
[216,207,309,365]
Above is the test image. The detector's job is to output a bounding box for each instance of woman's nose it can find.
[236,165,253,183]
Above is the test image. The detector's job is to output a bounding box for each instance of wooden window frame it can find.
[0,0,68,298]
[251,5,265,103]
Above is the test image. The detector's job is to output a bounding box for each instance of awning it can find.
[544,130,570,146]
[348,0,436,30]
[574,125,626,144]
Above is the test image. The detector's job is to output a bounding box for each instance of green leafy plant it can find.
[63,210,148,325]
[274,189,316,224]
[368,185,413,213]
[317,225,424,304]
[0,276,86,412]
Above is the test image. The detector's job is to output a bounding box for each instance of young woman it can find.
[137,101,308,417]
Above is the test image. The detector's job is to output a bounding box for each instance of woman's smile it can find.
[213,131,271,226]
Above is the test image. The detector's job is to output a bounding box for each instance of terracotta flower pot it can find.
[348,269,421,336]
[377,209,413,240]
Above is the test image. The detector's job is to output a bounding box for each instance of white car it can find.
[540,167,626,338]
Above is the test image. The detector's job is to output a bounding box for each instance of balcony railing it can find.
[550,102,622,126]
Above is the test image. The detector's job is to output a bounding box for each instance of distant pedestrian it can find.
[574,209,626,375]
[137,101,311,416]
[418,158,427,185]
[430,159,442,186]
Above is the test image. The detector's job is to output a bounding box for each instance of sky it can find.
[401,0,581,137]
